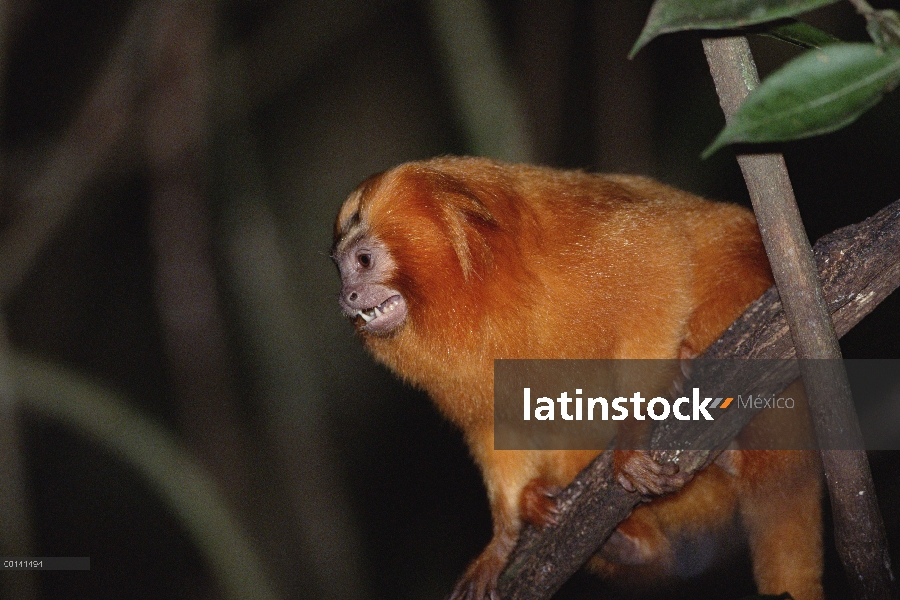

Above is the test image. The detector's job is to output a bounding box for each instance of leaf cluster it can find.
[632,0,900,157]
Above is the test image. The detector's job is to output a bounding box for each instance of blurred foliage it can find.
[0,1,898,599]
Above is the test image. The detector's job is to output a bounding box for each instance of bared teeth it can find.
[356,296,401,325]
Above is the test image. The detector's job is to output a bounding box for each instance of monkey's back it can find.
[447,159,774,363]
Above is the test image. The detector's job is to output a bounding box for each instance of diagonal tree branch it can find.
[497,197,900,600]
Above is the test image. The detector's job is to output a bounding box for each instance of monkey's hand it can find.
[614,450,693,496]
[520,479,562,529]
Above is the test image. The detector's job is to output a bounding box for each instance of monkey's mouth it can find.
[354,294,407,333]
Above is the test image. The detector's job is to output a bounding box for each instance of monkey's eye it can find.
[357,252,372,269]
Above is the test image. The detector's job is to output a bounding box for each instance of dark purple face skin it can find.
[333,233,408,335]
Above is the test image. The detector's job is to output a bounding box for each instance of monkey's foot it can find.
[614,450,692,496]
[448,533,515,600]
[520,479,562,529]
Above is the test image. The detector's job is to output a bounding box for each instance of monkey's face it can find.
[332,232,409,335]
[333,161,503,347]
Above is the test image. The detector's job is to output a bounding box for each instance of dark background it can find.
[1,0,898,599]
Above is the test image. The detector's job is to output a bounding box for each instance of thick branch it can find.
[497,198,900,600]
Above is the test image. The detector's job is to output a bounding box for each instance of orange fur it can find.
[334,157,822,599]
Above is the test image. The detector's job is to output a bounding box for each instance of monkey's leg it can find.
[597,506,673,567]
[737,450,824,600]
[451,437,544,600]
[450,511,518,600]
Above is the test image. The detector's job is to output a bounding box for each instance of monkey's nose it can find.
[342,287,365,309]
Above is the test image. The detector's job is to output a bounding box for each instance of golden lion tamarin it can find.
[333,156,822,599]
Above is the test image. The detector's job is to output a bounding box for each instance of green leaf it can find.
[703,43,900,158]
[759,19,841,50]
[631,0,841,57]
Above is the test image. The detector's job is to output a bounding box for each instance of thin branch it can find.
[0,3,43,597]
[425,0,534,161]
[497,197,900,599]
[142,0,255,518]
[703,35,894,600]
[0,315,39,600]
[216,120,370,600]
[0,3,146,303]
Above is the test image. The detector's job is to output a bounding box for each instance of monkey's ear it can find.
[432,175,497,280]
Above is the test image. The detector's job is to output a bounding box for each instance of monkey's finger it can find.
[617,472,637,493]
